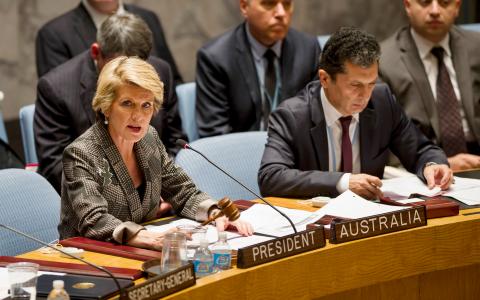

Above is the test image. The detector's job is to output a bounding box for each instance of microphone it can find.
[176,139,297,233]
[201,197,240,226]
[0,223,127,299]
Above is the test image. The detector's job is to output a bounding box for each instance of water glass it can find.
[161,232,188,273]
[7,262,39,300]
[177,224,207,245]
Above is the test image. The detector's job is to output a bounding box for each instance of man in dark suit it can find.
[34,13,185,193]
[195,0,321,137]
[258,27,453,199]
[35,0,182,84]
[380,0,480,171]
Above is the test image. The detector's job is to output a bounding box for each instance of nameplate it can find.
[329,206,427,244]
[237,227,326,268]
[122,263,195,300]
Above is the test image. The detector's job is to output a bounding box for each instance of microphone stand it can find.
[0,224,127,299]
[177,139,297,233]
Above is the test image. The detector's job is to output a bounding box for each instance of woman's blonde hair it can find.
[92,56,164,118]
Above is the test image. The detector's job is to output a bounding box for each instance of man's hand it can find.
[349,174,383,200]
[448,153,480,171]
[423,163,453,190]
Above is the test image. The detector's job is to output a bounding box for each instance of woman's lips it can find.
[127,125,141,133]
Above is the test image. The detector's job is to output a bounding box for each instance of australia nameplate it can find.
[237,227,326,268]
[123,263,195,300]
[329,206,427,244]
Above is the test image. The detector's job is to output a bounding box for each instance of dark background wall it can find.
[0,0,477,159]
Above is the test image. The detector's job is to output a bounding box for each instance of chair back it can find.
[175,131,267,200]
[19,104,38,164]
[176,82,199,142]
[0,110,7,143]
[460,23,480,32]
[0,168,60,256]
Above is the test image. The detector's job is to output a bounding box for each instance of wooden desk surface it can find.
[18,198,480,299]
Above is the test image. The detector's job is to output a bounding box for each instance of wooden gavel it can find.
[201,197,240,226]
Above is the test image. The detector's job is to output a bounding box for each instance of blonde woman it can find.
[59,56,252,250]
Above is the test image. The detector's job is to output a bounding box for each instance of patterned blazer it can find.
[59,122,215,243]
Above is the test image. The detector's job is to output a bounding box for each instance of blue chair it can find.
[0,168,60,256]
[176,82,199,142]
[0,110,7,143]
[317,34,330,48]
[175,131,267,200]
[460,23,480,32]
[19,104,38,165]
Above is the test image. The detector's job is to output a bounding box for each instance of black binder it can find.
[36,274,133,300]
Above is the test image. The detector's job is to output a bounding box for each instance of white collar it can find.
[320,87,359,127]
[410,27,451,60]
[82,0,126,29]
[246,23,282,61]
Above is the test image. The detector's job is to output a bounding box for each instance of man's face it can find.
[319,61,378,116]
[240,0,293,46]
[404,0,460,43]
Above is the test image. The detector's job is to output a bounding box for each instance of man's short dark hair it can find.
[319,27,380,80]
[97,13,153,60]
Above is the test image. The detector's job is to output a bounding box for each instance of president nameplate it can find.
[237,227,326,268]
[123,263,195,300]
[329,206,427,244]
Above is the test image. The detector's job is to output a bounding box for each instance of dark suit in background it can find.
[258,81,448,198]
[35,2,183,84]
[196,23,321,137]
[379,26,480,147]
[34,51,185,193]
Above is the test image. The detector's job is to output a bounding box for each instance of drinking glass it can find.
[7,262,39,300]
[161,232,188,273]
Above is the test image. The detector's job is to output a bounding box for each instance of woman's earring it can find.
[104,118,109,125]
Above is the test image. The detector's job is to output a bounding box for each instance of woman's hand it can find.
[215,216,254,236]
[127,227,178,250]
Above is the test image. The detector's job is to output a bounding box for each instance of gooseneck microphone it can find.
[0,224,126,299]
[176,139,297,233]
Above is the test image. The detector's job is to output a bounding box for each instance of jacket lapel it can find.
[280,31,294,100]
[134,136,158,218]
[359,104,378,173]
[73,3,97,48]
[450,28,479,140]
[310,85,329,171]
[94,124,144,222]
[399,28,441,138]
[235,24,262,125]
[80,53,97,125]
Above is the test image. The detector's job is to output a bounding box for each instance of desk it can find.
[18,198,480,300]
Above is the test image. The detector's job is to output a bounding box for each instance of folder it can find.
[379,194,459,218]
[36,274,133,300]
[0,256,142,280]
[60,237,162,261]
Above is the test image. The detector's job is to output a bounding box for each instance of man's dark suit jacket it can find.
[258,81,448,198]
[35,2,182,84]
[380,26,480,147]
[34,51,186,193]
[195,23,321,137]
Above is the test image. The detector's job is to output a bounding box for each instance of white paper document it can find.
[314,190,407,226]
[381,177,441,199]
[381,176,480,205]
[145,218,272,250]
